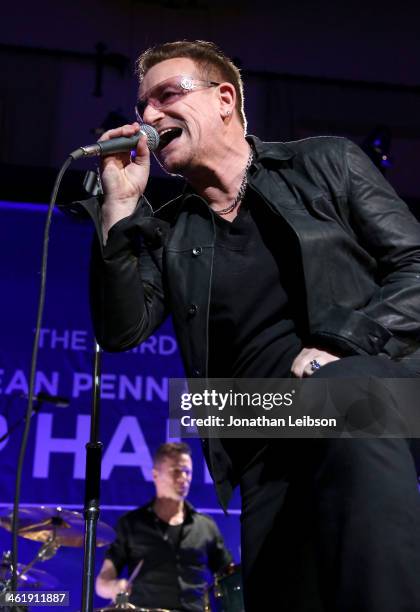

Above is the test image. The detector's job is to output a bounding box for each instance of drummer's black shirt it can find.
[105,500,231,611]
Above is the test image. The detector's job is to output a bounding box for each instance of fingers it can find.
[291,347,340,378]
[99,122,150,166]
[98,123,151,194]
[98,122,141,142]
[132,131,151,164]
[302,358,322,378]
[99,122,149,155]
[291,348,314,378]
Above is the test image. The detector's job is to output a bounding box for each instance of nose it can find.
[143,104,166,126]
[177,470,192,485]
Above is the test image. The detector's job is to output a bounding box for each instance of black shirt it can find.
[105,500,231,611]
[208,189,303,378]
[208,190,305,477]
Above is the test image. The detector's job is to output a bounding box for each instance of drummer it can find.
[95,442,232,611]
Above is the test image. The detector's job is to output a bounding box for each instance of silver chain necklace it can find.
[215,149,254,216]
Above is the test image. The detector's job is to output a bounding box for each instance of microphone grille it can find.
[140,124,160,152]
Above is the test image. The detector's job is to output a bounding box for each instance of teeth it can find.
[157,127,182,150]
[159,128,176,136]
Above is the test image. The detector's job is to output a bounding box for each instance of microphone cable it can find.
[10,155,73,596]
[9,123,159,600]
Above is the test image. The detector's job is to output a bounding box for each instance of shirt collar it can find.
[147,498,196,517]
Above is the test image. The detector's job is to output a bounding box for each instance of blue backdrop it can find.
[0,200,241,611]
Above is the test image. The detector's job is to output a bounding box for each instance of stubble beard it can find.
[159,145,198,179]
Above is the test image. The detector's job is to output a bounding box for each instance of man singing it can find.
[84,40,420,611]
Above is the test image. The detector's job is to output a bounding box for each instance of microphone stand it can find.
[81,341,103,612]
[0,401,41,445]
[0,395,70,444]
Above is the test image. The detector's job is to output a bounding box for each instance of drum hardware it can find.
[0,548,57,612]
[115,592,132,606]
[0,507,174,612]
[206,563,245,612]
[90,607,170,611]
[111,591,148,609]
[0,505,115,610]
[86,559,171,612]
[92,588,171,611]
[92,594,170,612]
[108,594,170,610]
[0,505,115,548]
[72,604,152,611]
[14,534,60,584]
[204,587,211,612]
[0,550,59,590]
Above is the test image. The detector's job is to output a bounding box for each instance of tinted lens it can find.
[136,76,183,120]
[135,76,219,120]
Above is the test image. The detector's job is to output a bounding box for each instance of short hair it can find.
[153,442,192,466]
[135,40,246,131]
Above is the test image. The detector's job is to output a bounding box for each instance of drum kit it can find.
[205,563,245,612]
[91,564,246,612]
[0,505,115,611]
[0,506,245,611]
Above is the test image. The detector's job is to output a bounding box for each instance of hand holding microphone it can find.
[70,122,159,160]
[71,122,159,242]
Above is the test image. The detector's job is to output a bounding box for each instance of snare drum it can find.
[206,563,245,612]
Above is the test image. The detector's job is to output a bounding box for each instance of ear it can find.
[152,467,158,484]
[218,82,236,119]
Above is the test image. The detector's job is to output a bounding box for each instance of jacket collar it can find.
[181,136,295,200]
[246,134,296,162]
[154,136,296,218]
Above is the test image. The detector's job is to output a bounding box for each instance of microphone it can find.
[20,392,70,408]
[0,393,70,443]
[70,124,160,160]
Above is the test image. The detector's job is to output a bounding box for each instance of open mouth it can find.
[158,127,183,150]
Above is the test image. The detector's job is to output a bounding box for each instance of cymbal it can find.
[0,506,115,547]
[0,561,58,589]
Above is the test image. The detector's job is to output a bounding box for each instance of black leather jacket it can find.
[84,135,420,507]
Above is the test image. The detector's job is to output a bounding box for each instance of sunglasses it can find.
[135,75,220,121]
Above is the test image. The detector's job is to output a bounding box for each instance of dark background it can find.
[1,0,420,207]
[1,1,420,610]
